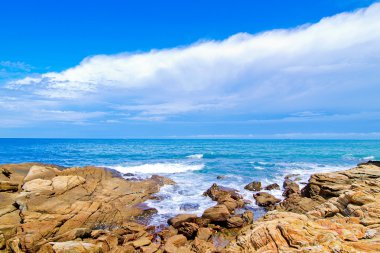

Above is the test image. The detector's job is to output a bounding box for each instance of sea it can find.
[0,139,379,225]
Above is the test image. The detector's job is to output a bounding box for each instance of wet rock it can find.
[204,183,242,202]
[123,173,135,177]
[283,179,300,197]
[202,204,230,222]
[264,183,280,191]
[178,222,199,239]
[179,203,200,211]
[254,192,280,207]
[150,174,176,185]
[244,181,262,191]
[168,214,197,228]
[216,175,225,180]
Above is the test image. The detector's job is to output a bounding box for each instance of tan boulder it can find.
[202,205,230,222]
[168,214,197,228]
[178,222,199,239]
[196,227,212,241]
[51,175,86,194]
[51,241,102,253]
[226,216,244,228]
[253,192,280,207]
[164,234,187,253]
[24,165,60,182]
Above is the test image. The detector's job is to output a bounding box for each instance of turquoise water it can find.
[0,139,379,224]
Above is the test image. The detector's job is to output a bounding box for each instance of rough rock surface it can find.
[244,181,262,191]
[227,161,380,252]
[0,163,170,252]
[253,192,281,207]
[2,161,380,253]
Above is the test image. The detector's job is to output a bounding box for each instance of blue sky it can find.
[1,0,380,138]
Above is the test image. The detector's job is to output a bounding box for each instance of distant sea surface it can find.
[0,139,379,224]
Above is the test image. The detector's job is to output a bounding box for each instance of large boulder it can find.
[202,205,230,222]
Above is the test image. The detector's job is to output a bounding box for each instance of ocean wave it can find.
[186,154,204,159]
[111,162,204,174]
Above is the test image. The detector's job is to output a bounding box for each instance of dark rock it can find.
[264,183,280,191]
[244,181,262,191]
[179,203,200,211]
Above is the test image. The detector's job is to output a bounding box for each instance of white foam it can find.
[187,154,204,159]
[111,163,204,174]
[362,155,375,161]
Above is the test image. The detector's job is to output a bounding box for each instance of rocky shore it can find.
[1,161,380,252]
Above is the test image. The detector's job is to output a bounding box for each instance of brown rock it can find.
[264,183,280,191]
[283,179,300,197]
[196,227,212,241]
[202,205,230,222]
[168,214,197,228]
[150,175,176,186]
[192,237,216,253]
[0,163,166,252]
[141,243,160,253]
[203,183,242,202]
[24,165,60,182]
[0,181,18,192]
[0,233,5,249]
[132,236,151,248]
[244,181,262,191]
[178,222,199,239]
[164,234,187,253]
[242,211,254,224]
[51,241,102,253]
[254,192,280,207]
[226,216,244,228]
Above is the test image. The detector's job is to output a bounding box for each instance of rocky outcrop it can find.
[2,161,380,253]
[227,161,380,252]
[0,163,171,252]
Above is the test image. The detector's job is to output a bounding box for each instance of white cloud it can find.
[4,3,380,124]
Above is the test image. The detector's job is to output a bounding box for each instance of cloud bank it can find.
[2,3,380,136]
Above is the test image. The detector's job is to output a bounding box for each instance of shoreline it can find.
[1,161,380,252]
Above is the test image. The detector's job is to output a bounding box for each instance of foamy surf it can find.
[111,162,204,174]
[186,154,204,159]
